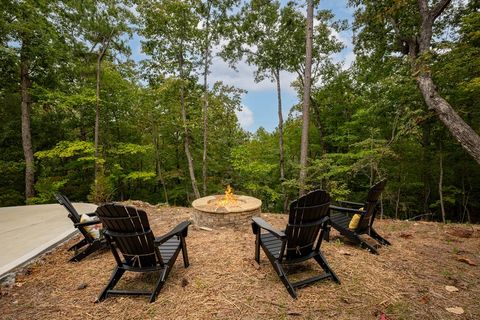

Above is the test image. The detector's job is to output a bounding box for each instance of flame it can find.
[216,185,237,206]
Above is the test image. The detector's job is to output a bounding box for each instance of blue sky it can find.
[130,0,354,133]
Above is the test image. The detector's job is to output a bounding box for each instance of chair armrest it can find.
[154,220,191,245]
[251,217,287,240]
[74,220,101,227]
[337,200,363,208]
[330,205,366,215]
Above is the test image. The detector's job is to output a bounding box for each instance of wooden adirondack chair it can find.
[54,193,107,262]
[252,190,340,298]
[95,203,190,303]
[329,179,391,254]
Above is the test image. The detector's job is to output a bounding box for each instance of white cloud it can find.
[209,43,298,95]
[235,105,254,129]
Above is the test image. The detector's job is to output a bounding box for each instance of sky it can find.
[130,0,355,133]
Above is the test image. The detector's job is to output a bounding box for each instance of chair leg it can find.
[337,227,379,255]
[96,266,125,302]
[313,253,340,284]
[274,261,297,298]
[68,238,88,252]
[254,233,260,263]
[70,242,97,262]
[369,228,391,246]
[149,267,168,303]
[359,239,379,254]
[180,237,189,268]
[323,226,331,242]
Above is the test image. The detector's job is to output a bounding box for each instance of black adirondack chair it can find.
[252,190,340,298]
[54,193,107,262]
[95,203,190,303]
[329,179,391,254]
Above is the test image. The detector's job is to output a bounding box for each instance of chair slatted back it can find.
[284,190,330,260]
[54,193,95,242]
[96,204,161,268]
[357,179,387,231]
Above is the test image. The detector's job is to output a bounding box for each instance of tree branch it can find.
[430,0,452,22]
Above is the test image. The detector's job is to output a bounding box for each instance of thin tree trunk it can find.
[154,134,168,204]
[274,70,287,211]
[202,10,211,196]
[94,54,101,194]
[94,32,114,199]
[438,145,446,223]
[299,0,315,195]
[414,0,480,165]
[20,53,35,200]
[179,50,201,199]
[421,122,431,214]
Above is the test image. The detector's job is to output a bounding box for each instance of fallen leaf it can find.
[456,257,477,266]
[399,233,413,239]
[181,278,189,287]
[419,295,430,304]
[445,285,459,292]
[379,313,391,320]
[338,249,351,256]
[446,306,464,315]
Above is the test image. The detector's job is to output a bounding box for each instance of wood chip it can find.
[181,278,189,287]
[199,226,213,231]
[76,283,88,290]
[252,261,260,270]
[445,285,459,292]
[456,257,477,266]
[287,311,302,316]
[446,306,464,314]
[338,249,351,255]
[399,233,413,239]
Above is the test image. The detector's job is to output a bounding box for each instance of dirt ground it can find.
[1,203,479,320]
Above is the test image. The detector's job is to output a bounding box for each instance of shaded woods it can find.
[1,0,479,223]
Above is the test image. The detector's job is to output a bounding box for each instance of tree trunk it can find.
[93,32,114,200]
[299,0,315,195]
[20,54,35,200]
[94,54,101,197]
[421,121,432,214]
[414,0,480,165]
[202,11,210,196]
[179,50,200,199]
[416,75,480,164]
[274,70,287,211]
[438,145,446,223]
[154,133,168,204]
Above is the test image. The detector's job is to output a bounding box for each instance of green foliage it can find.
[1,0,479,224]
[35,141,95,159]
[27,178,68,205]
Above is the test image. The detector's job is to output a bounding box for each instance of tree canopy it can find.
[0,0,479,223]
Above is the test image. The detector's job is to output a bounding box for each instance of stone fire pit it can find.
[192,195,262,228]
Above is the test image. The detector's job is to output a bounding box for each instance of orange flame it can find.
[216,185,237,206]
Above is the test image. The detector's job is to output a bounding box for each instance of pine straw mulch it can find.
[1,202,479,320]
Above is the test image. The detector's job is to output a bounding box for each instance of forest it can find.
[1,0,479,223]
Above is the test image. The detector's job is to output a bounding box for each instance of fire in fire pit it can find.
[191,186,262,228]
[215,185,237,207]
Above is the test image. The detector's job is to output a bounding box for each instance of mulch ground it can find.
[1,202,479,320]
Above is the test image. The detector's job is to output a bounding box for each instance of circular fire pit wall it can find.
[192,195,262,228]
